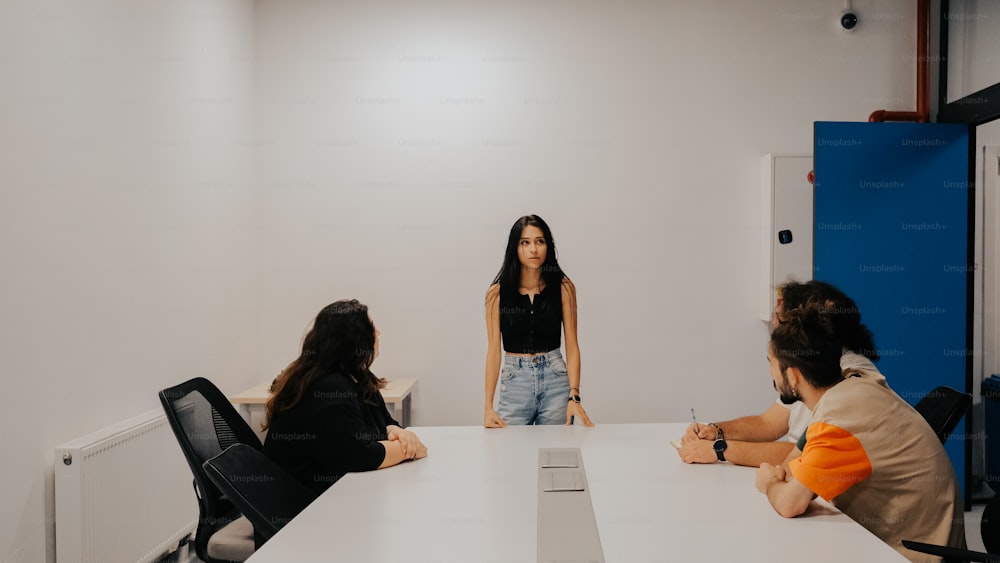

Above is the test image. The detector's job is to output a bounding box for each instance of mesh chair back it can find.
[203,443,317,546]
[159,377,263,562]
[913,385,972,444]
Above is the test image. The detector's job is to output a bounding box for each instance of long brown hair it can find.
[263,299,386,430]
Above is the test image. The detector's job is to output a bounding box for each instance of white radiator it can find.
[55,409,198,563]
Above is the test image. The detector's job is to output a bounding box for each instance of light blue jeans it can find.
[496,349,570,425]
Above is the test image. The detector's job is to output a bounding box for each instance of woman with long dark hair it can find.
[264,299,426,494]
[483,215,594,427]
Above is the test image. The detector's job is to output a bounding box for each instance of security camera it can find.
[840,11,859,31]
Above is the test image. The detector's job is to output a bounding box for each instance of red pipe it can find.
[869,0,929,123]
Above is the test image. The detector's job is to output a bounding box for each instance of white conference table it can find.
[247,423,906,562]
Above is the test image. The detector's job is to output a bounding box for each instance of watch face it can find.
[713,439,727,452]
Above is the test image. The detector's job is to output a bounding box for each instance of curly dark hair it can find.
[770,304,844,389]
[777,279,879,362]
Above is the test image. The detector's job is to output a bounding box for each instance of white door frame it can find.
[974,145,999,491]
[984,146,999,382]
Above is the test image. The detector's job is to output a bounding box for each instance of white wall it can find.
[252,0,920,428]
[0,1,257,561]
[6,0,996,560]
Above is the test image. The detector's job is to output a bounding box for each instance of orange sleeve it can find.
[788,422,872,501]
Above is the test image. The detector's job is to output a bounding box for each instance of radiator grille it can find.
[56,409,197,563]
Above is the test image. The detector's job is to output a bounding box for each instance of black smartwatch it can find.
[713,439,728,462]
[568,393,581,403]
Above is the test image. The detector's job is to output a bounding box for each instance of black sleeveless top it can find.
[499,283,563,354]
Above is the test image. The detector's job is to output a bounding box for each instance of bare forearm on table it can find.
[765,478,813,518]
[718,405,789,442]
[722,440,796,468]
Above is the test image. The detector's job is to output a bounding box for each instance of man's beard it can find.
[773,373,799,405]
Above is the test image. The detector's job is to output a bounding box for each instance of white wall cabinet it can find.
[761,153,813,322]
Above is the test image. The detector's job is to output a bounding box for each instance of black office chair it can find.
[987,497,1000,554]
[913,386,972,444]
[203,443,317,548]
[159,377,263,563]
[903,494,1000,562]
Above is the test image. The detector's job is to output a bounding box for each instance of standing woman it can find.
[484,215,594,427]
[264,299,426,495]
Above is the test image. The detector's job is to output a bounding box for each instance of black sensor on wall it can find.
[778,230,793,244]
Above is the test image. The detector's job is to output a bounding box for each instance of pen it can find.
[690,407,699,431]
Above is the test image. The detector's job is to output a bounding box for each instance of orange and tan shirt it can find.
[789,370,965,562]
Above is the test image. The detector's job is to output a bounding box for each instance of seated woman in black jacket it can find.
[263,299,427,495]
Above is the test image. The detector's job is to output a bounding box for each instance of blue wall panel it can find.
[814,121,970,495]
